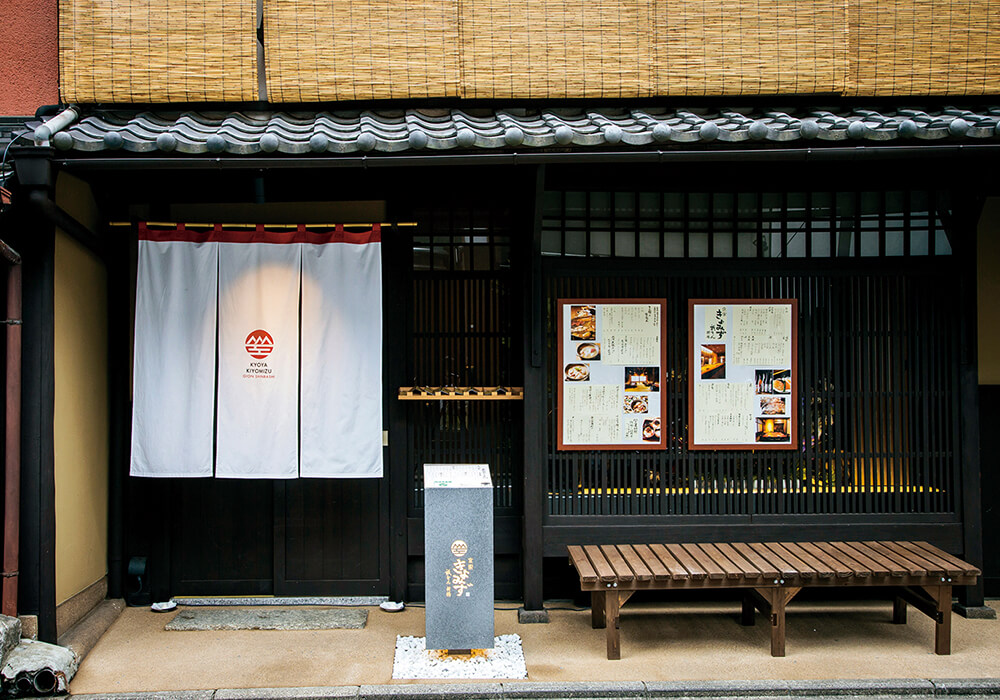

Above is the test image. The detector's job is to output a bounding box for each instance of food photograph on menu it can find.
[688,299,797,450]
[700,344,726,379]
[624,367,659,392]
[558,299,667,450]
[570,305,596,340]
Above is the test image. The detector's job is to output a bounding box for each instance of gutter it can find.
[53,142,1000,171]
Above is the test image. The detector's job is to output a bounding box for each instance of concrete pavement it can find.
[66,599,1000,698]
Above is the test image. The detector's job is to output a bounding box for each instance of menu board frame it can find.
[687,298,798,451]
[557,298,667,451]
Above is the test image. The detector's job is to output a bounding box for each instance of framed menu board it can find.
[558,299,667,450]
[688,299,798,450]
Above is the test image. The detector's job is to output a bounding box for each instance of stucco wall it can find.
[53,173,109,605]
[0,0,58,114]
[978,198,1000,385]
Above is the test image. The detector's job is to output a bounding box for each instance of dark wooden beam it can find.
[105,225,129,599]
[14,209,56,641]
[521,165,545,610]
[955,194,986,609]
[386,221,413,602]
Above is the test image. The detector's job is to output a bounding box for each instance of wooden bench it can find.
[568,541,980,659]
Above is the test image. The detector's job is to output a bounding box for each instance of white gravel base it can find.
[392,634,528,679]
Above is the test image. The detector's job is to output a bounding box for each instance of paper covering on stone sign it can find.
[130,232,218,477]
[300,231,383,478]
[216,241,302,478]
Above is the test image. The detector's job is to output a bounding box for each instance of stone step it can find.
[0,615,21,666]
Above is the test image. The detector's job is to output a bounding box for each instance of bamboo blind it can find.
[58,0,1000,103]
[848,0,1000,96]
[653,0,847,96]
[59,0,258,103]
[263,0,461,102]
[459,0,655,99]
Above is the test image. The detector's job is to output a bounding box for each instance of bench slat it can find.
[650,544,693,580]
[732,542,779,579]
[877,541,942,576]
[599,545,635,582]
[779,542,835,578]
[797,542,854,578]
[568,539,972,590]
[633,544,671,581]
[715,542,762,580]
[568,545,599,583]
[700,543,743,580]
[584,545,618,583]
[617,545,654,581]
[862,541,926,576]
[895,541,962,577]
[848,541,906,576]
[764,542,816,579]
[665,544,707,580]
[814,542,870,577]
[685,544,727,580]
[748,542,797,578]
[831,542,890,577]
[912,541,980,576]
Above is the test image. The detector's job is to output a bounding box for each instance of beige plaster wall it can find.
[53,173,109,605]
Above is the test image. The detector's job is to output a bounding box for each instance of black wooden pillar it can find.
[105,225,130,599]
[956,193,989,612]
[522,165,546,610]
[385,218,413,602]
[12,149,57,641]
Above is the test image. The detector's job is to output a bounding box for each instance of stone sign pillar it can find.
[424,464,494,651]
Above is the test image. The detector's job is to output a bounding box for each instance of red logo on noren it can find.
[245,330,274,359]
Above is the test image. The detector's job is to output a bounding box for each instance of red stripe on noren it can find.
[138,222,381,245]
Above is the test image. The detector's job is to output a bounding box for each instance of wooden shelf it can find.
[398,386,524,401]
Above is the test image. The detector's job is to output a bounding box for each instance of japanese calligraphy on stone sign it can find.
[558,299,666,450]
[689,299,797,450]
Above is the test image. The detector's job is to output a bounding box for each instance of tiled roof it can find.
[30,106,1000,156]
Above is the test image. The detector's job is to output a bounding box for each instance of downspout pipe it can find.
[2,250,22,618]
[33,107,79,148]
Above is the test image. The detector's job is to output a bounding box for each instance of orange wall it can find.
[0,0,58,115]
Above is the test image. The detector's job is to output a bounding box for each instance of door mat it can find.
[392,634,527,679]
[165,607,367,631]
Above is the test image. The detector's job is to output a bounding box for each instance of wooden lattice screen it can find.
[405,208,522,515]
[545,270,960,517]
[540,188,962,517]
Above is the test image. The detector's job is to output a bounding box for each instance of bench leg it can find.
[892,596,907,624]
[741,593,756,626]
[770,590,787,657]
[754,587,801,657]
[591,591,606,629]
[605,590,621,660]
[929,585,952,655]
